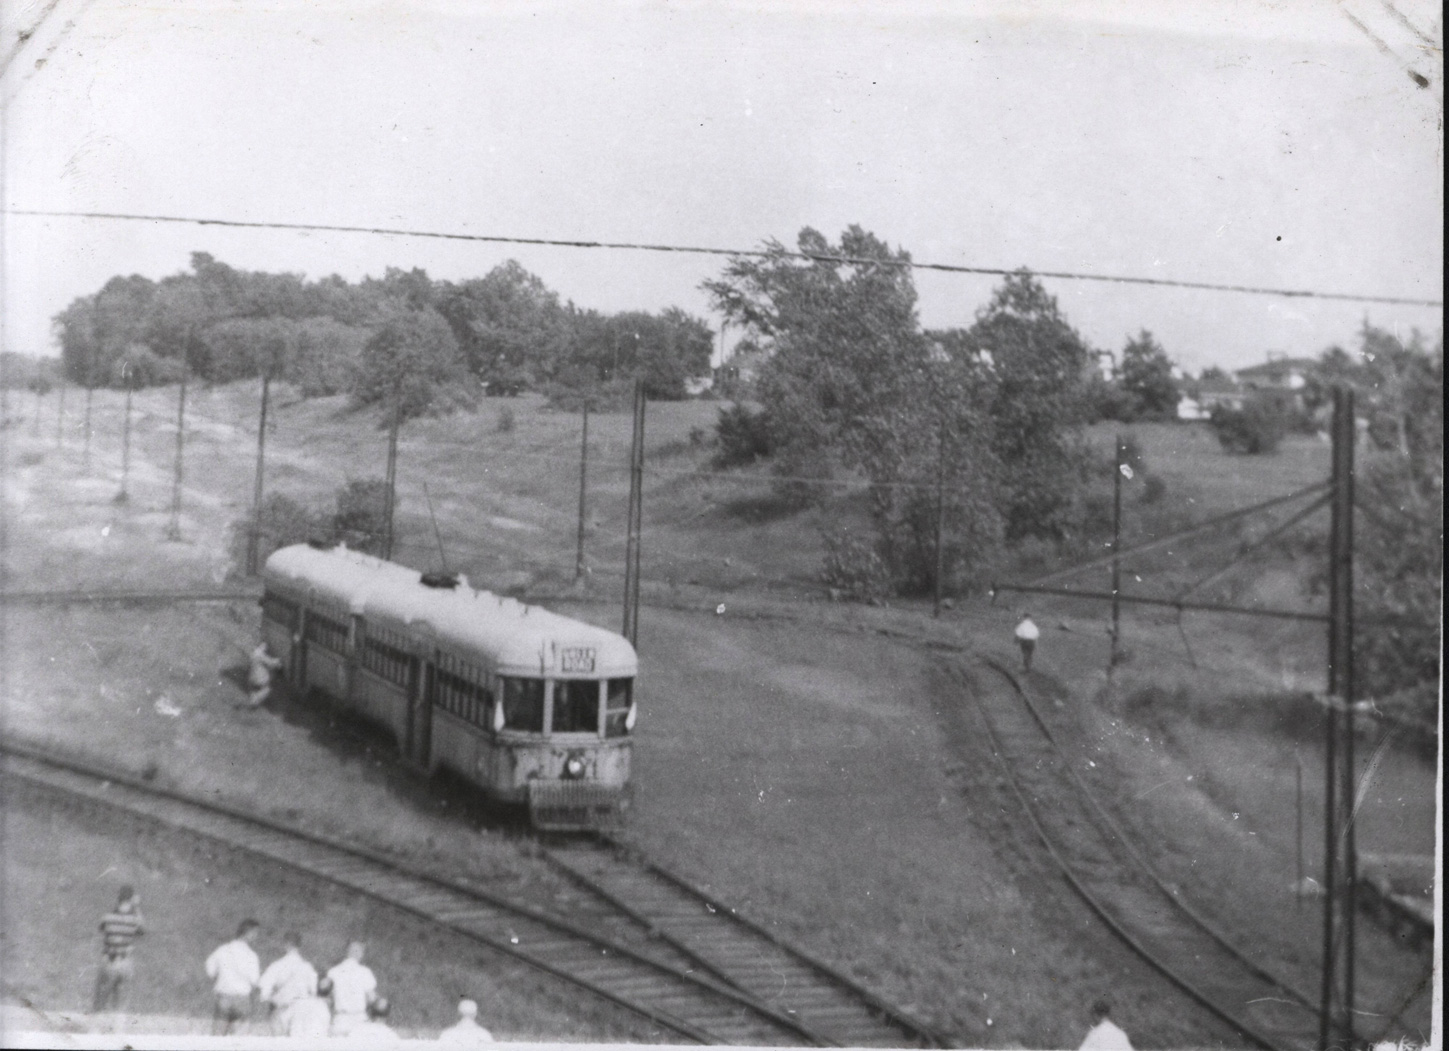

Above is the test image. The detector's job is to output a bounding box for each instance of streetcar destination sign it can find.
[560,647,597,673]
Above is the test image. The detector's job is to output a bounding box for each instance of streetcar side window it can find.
[552,680,601,734]
[261,591,298,631]
[361,627,411,688]
[305,610,349,654]
[500,677,545,732]
[604,678,633,738]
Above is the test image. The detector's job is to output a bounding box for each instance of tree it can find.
[964,270,1094,541]
[351,307,468,420]
[435,261,571,392]
[1118,330,1178,421]
[706,227,1005,592]
[704,226,925,489]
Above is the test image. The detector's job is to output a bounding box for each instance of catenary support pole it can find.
[167,371,187,541]
[575,400,590,583]
[1320,386,1357,1049]
[246,371,272,575]
[118,372,133,502]
[933,416,946,618]
[1110,434,1124,670]
[56,379,65,447]
[83,386,94,472]
[622,379,645,646]
[1296,758,1304,912]
[382,379,401,561]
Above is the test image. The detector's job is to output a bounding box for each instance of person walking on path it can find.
[327,940,379,1036]
[1078,998,1133,1051]
[205,919,261,1035]
[438,997,494,1045]
[93,885,145,1013]
[1014,612,1040,672]
[258,930,317,1035]
[248,642,283,707]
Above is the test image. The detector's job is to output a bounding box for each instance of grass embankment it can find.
[2,386,1436,1047]
[0,778,657,1042]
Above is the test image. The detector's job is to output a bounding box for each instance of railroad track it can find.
[0,740,904,1046]
[541,837,948,1048]
[964,658,1331,1051]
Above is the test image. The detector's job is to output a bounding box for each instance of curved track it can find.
[0,741,850,1046]
[541,838,948,1048]
[963,658,1332,1051]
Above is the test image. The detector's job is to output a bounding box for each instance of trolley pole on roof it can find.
[575,399,590,583]
[622,379,645,647]
[1319,386,1358,1050]
[246,370,272,575]
[382,378,401,561]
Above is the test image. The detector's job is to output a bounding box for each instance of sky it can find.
[1,0,1443,374]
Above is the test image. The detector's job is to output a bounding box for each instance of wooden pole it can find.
[1110,435,1124,670]
[1320,386,1357,1049]
[56,379,65,447]
[933,415,946,618]
[622,379,645,646]
[167,371,187,540]
[246,372,272,575]
[1296,757,1304,912]
[83,386,93,472]
[575,400,590,583]
[382,379,401,561]
[118,373,133,502]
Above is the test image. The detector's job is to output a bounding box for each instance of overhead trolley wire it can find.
[1173,492,1333,601]
[7,208,1443,308]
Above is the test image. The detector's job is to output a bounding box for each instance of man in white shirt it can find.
[1079,998,1133,1051]
[327,940,379,1036]
[439,997,494,1045]
[1014,612,1041,672]
[258,930,317,1035]
[248,642,284,707]
[204,919,261,1035]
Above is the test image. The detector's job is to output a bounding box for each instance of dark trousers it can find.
[1018,638,1035,671]
[93,955,133,1012]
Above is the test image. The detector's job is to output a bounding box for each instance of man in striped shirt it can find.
[93,886,145,1013]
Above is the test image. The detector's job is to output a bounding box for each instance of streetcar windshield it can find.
[552,680,600,734]
[500,677,545,732]
[604,677,633,738]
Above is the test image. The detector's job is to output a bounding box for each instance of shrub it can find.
[333,478,389,553]
[1141,473,1168,504]
[497,406,515,433]
[230,493,332,576]
[1210,399,1287,454]
[713,404,773,467]
[821,526,892,602]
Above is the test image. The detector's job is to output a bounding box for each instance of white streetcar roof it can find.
[262,544,637,678]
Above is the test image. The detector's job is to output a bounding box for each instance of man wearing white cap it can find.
[438,997,494,1045]
[1014,612,1040,672]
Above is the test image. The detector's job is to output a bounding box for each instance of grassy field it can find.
[1,384,1435,1048]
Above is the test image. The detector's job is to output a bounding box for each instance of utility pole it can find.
[574,400,590,583]
[167,369,188,541]
[1110,434,1124,671]
[1320,387,1357,1050]
[83,385,94,472]
[622,379,645,647]
[118,366,133,502]
[56,378,66,447]
[246,370,272,575]
[933,415,947,618]
[382,379,402,561]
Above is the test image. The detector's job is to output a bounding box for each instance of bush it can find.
[497,406,515,433]
[1210,399,1287,454]
[230,493,332,577]
[713,404,773,467]
[821,526,893,602]
[334,478,389,553]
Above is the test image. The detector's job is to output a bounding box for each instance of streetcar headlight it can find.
[624,702,638,733]
[564,754,586,778]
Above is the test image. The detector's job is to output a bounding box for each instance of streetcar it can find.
[259,542,638,830]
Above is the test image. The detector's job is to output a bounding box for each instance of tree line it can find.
[49,253,715,415]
